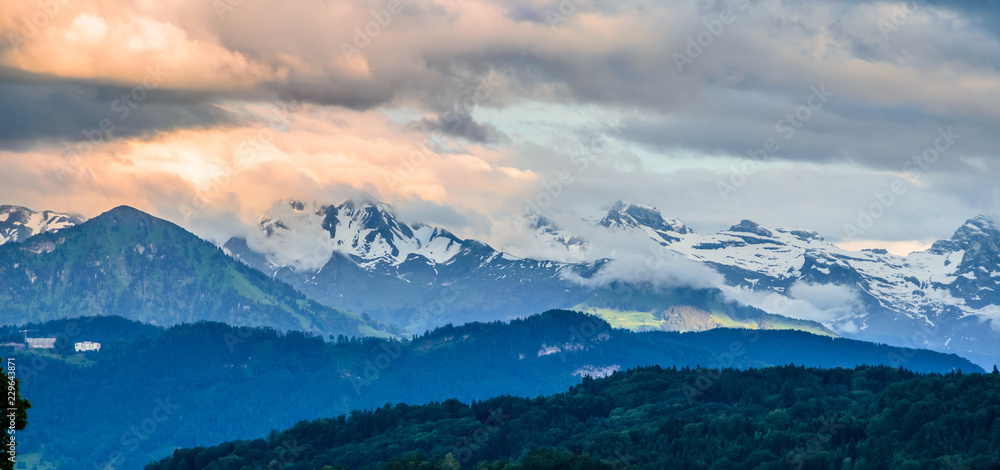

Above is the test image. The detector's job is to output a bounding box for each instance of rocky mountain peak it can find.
[727,219,773,238]
[598,201,690,234]
[928,215,1000,255]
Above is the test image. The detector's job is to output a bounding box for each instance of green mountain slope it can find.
[0,206,401,338]
[574,284,835,336]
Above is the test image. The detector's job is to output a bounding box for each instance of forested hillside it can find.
[6,311,979,469]
[147,365,1000,469]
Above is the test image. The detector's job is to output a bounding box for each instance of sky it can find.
[2,0,999,256]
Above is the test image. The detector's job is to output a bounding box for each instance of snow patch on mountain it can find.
[226,197,1000,365]
[0,205,84,245]
[245,199,467,272]
[246,200,335,271]
[518,203,1000,338]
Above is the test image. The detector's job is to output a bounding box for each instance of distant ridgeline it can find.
[2,311,982,469]
[146,365,1000,469]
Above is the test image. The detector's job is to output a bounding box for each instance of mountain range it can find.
[3,199,999,367]
[1,200,997,468]
[224,199,1000,368]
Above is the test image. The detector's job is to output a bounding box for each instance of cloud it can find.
[0,76,236,150]
[391,198,486,235]
[558,226,728,292]
[784,281,865,324]
[0,0,999,251]
[0,103,542,242]
[835,239,934,256]
[722,281,864,332]
[412,114,505,143]
[978,305,1000,334]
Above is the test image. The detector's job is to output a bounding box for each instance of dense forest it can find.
[147,365,1000,469]
[1,312,982,469]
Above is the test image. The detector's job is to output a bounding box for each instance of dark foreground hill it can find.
[147,365,1000,469]
[6,311,980,469]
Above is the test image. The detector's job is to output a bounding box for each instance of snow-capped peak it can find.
[228,198,1000,366]
[950,214,999,243]
[247,199,465,271]
[927,214,1000,255]
[0,205,84,246]
[598,200,691,236]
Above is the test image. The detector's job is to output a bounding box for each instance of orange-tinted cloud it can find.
[0,104,537,240]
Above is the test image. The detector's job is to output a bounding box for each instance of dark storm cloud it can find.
[271,77,396,110]
[412,113,505,143]
[2,0,1000,246]
[0,72,236,150]
[622,96,1000,171]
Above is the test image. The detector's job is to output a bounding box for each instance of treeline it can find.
[147,365,1000,469]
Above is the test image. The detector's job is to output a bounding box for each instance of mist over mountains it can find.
[4,199,1000,367]
[2,199,999,468]
[5,1,1000,468]
[217,198,1000,368]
